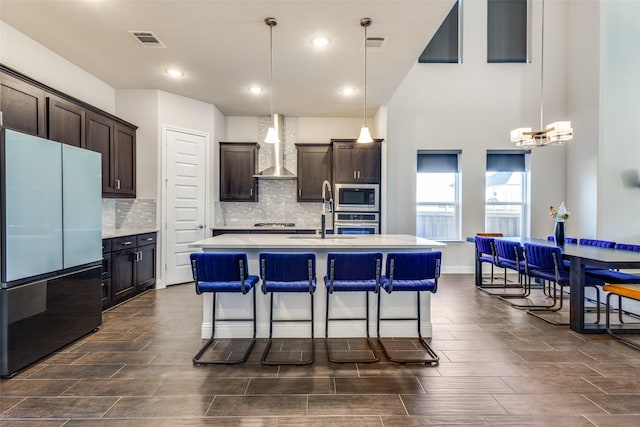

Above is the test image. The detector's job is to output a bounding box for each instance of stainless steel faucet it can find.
[321,180,333,238]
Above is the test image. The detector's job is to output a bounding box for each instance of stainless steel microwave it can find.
[334,183,379,212]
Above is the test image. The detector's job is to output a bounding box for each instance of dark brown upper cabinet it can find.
[113,124,136,197]
[47,95,85,148]
[296,143,332,202]
[86,111,116,194]
[1,65,137,198]
[0,72,47,138]
[219,142,258,202]
[331,139,382,184]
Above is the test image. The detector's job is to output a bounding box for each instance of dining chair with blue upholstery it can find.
[491,239,529,299]
[189,252,259,365]
[377,251,441,365]
[259,252,317,365]
[475,235,499,288]
[587,243,640,323]
[523,243,605,325]
[578,238,616,248]
[324,252,382,363]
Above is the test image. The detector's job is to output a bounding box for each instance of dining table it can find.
[471,236,640,334]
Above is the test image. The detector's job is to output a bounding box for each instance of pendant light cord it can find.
[269,19,275,119]
[363,20,368,127]
[539,0,545,131]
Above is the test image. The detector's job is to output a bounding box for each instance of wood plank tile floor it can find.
[2,274,640,426]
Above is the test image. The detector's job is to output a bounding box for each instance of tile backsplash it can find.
[102,199,156,231]
[214,116,325,229]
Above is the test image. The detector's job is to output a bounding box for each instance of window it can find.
[487,0,529,63]
[416,151,461,241]
[419,0,461,63]
[485,150,529,236]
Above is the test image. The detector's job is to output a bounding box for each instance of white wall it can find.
[385,0,569,272]
[566,1,601,239]
[0,21,116,114]
[597,1,640,244]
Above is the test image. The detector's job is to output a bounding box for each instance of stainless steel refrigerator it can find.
[0,128,102,377]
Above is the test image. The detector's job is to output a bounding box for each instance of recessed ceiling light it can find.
[249,86,263,94]
[166,69,183,78]
[311,36,330,48]
[341,87,356,95]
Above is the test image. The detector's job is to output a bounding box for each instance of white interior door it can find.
[165,128,207,285]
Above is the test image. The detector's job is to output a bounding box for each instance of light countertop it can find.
[190,233,445,250]
[102,228,158,239]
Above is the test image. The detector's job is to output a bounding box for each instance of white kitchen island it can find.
[189,234,446,340]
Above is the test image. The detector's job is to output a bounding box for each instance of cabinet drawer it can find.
[102,239,112,254]
[111,236,136,250]
[137,233,156,247]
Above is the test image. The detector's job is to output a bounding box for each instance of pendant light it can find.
[510,0,573,147]
[264,17,279,144]
[357,18,373,144]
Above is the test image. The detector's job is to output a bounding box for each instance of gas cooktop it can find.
[253,222,296,228]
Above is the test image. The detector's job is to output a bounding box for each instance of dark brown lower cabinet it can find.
[102,232,156,309]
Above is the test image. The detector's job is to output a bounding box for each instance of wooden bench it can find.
[603,283,640,349]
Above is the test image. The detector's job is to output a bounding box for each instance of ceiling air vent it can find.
[366,36,387,50]
[129,31,166,48]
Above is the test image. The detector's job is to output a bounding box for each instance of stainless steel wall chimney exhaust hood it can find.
[254,114,296,179]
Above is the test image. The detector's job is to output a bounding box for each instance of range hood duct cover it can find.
[254,114,296,179]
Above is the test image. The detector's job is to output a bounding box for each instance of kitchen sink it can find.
[287,235,356,239]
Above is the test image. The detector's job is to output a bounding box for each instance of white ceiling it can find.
[0,0,454,117]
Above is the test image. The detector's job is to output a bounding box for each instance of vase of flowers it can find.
[550,202,570,246]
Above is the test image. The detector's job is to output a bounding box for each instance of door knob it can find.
[197,224,205,229]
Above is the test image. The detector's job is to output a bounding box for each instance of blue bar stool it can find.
[324,252,382,363]
[189,253,259,365]
[378,252,441,365]
[259,252,317,365]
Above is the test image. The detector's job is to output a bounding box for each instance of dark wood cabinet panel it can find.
[102,232,156,309]
[332,142,358,183]
[86,111,115,193]
[113,125,136,197]
[111,249,136,299]
[47,96,85,148]
[332,139,382,184]
[136,244,156,291]
[0,73,46,137]
[296,144,332,202]
[219,142,258,202]
[354,143,381,182]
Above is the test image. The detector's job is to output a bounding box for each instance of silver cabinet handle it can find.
[116,179,121,189]
[250,188,253,196]
[353,171,357,179]
[138,251,142,262]
[122,241,133,246]
[299,188,301,197]
[357,171,361,179]
[145,237,153,241]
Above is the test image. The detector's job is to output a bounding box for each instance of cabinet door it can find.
[114,124,136,197]
[332,142,357,183]
[101,279,112,307]
[355,142,381,183]
[111,249,136,300]
[296,144,332,202]
[0,73,47,137]
[136,244,156,291]
[47,96,85,147]
[86,111,116,194]
[219,142,258,201]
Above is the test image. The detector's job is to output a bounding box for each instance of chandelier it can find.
[510,0,573,148]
